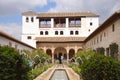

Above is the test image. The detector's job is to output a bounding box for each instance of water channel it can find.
[50,69,69,80]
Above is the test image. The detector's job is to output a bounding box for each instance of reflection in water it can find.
[50,69,69,80]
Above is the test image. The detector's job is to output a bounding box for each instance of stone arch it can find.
[54,47,67,59]
[77,48,83,52]
[46,49,52,57]
[69,49,75,59]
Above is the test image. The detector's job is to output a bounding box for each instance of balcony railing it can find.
[54,24,65,28]
[39,24,51,28]
[69,24,81,28]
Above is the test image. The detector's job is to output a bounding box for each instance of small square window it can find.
[26,17,29,22]
[112,24,115,32]
[40,31,43,35]
[70,31,73,35]
[60,31,63,35]
[45,31,48,35]
[75,31,79,35]
[90,22,92,26]
[27,36,31,39]
[31,17,34,22]
[55,31,58,35]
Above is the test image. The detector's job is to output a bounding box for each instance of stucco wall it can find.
[0,36,34,54]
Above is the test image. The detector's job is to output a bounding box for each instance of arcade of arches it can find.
[37,42,83,63]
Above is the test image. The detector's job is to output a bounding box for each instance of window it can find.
[9,42,12,47]
[26,17,29,22]
[45,31,48,35]
[70,31,73,35]
[75,31,79,35]
[88,29,90,32]
[90,22,93,26]
[97,37,99,43]
[55,31,58,35]
[31,17,34,22]
[15,44,18,49]
[27,36,31,39]
[60,31,63,35]
[104,32,106,37]
[40,31,43,35]
[112,24,115,32]
[100,34,102,41]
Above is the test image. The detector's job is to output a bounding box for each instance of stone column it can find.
[51,18,54,28]
[51,48,55,63]
[75,46,78,57]
[66,48,69,64]
[66,18,69,28]
[52,53,54,64]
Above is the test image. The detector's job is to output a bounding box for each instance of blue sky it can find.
[0,0,120,40]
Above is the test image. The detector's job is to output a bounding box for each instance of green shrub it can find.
[75,49,95,65]
[29,64,53,80]
[0,46,30,80]
[80,54,120,80]
[96,47,105,55]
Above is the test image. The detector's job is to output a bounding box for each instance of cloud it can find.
[0,23,21,40]
[0,0,47,16]
[49,0,120,22]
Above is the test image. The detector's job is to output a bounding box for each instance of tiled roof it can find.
[36,37,86,42]
[22,11,37,15]
[22,11,99,17]
[37,12,99,17]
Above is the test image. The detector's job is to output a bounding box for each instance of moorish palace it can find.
[0,10,120,63]
[21,11,99,63]
[21,10,120,63]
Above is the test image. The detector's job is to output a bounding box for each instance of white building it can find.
[22,11,99,48]
[21,11,99,63]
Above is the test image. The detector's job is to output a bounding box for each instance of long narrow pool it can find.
[50,69,69,80]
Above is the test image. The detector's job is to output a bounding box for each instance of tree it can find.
[0,46,30,80]
[109,43,119,60]
[24,49,50,69]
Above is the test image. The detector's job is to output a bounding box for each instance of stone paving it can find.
[34,64,81,80]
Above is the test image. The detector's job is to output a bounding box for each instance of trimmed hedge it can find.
[80,54,120,80]
[29,64,53,80]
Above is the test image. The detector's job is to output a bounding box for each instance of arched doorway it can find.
[54,47,67,59]
[46,49,52,57]
[69,49,75,59]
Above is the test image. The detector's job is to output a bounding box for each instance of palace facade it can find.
[22,11,99,63]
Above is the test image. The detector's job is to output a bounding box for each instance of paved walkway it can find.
[34,64,81,80]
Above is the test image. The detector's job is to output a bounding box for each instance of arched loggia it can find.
[54,47,67,59]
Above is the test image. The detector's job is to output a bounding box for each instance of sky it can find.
[0,0,120,40]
